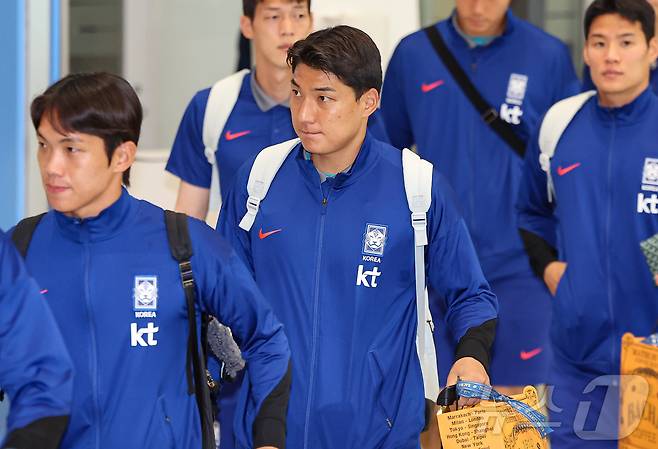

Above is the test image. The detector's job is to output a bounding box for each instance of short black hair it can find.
[585,0,656,42]
[31,72,142,187]
[287,25,382,99]
[243,0,311,19]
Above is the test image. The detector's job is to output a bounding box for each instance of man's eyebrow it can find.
[37,131,82,144]
[291,78,300,87]
[313,87,336,92]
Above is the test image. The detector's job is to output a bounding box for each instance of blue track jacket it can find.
[517,89,658,374]
[217,134,498,449]
[0,229,73,443]
[381,11,579,282]
[11,191,290,449]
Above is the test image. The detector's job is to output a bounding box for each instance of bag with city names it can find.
[437,386,548,449]
[619,332,658,449]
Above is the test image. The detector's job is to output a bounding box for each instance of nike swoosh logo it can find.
[225,130,252,141]
[421,80,445,93]
[258,228,282,240]
[557,162,581,176]
[520,347,543,361]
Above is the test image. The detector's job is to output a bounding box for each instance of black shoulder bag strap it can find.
[1,213,47,402]
[164,210,216,449]
[424,25,526,158]
[11,213,47,258]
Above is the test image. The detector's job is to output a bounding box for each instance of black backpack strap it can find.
[11,213,47,258]
[164,210,216,449]
[424,25,526,158]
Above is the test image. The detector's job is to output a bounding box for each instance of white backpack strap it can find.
[202,69,250,210]
[538,90,595,203]
[402,148,440,402]
[239,138,301,231]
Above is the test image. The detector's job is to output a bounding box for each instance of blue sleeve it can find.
[426,174,498,343]
[516,123,558,247]
[165,89,213,188]
[380,43,415,150]
[0,231,73,435]
[551,43,582,103]
[582,65,596,92]
[190,220,288,449]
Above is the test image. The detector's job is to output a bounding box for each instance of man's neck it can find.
[253,59,292,104]
[311,126,367,175]
[66,182,123,219]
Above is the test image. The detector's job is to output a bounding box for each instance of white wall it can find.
[312,0,420,69]
[123,0,242,150]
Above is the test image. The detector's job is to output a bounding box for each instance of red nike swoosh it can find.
[258,228,282,240]
[557,162,581,176]
[225,130,252,141]
[421,80,445,93]
[520,348,543,361]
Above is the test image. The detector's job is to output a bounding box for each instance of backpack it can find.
[7,211,218,449]
[237,138,441,407]
[538,91,596,202]
[202,69,250,212]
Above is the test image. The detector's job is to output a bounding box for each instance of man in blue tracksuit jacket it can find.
[517,1,658,447]
[380,1,580,393]
[15,72,291,449]
[217,26,498,449]
[0,229,73,449]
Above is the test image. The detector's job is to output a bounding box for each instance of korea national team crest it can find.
[500,73,528,125]
[638,158,658,214]
[134,276,158,310]
[363,224,388,256]
[641,158,658,191]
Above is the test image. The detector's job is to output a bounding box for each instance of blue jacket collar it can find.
[54,187,136,243]
[594,87,655,126]
[297,132,379,191]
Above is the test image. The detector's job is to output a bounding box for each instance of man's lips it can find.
[45,184,70,194]
[301,130,322,136]
[602,70,623,78]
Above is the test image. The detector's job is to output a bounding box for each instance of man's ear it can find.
[359,88,380,118]
[648,36,658,64]
[240,15,255,40]
[582,41,591,68]
[111,141,137,175]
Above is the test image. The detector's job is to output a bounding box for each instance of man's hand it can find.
[445,357,489,408]
[543,261,567,296]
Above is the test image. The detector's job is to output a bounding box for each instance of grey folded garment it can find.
[207,318,245,380]
[640,233,658,286]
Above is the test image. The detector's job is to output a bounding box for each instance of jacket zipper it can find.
[606,118,617,367]
[303,187,330,449]
[82,235,101,449]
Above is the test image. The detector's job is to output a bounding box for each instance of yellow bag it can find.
[437,385,548,449]
[619,333,658,449]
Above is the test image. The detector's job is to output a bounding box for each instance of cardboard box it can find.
[437,386,548,449]
[619,333,658,449]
